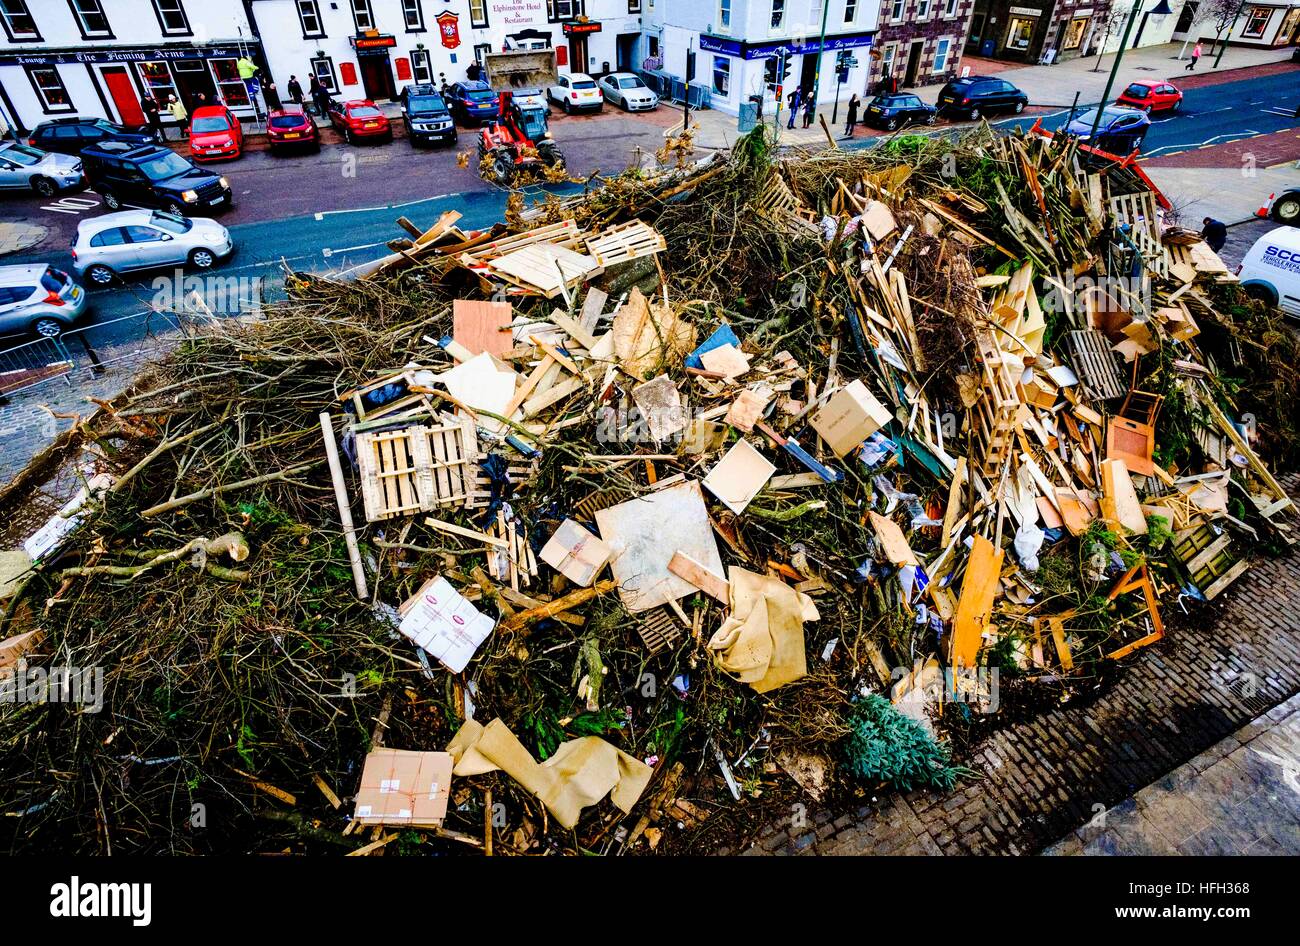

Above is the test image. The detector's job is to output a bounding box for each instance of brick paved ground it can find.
[737,476,1300,855]
[1046,691,1300,855]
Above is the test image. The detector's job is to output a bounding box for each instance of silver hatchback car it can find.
[72,210,234,287]
[0,264,88,339]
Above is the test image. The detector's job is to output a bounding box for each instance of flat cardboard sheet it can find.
[398,576,496,673]
[452,299,513,356]
[595,480,725,613]
[438,352,519,431]
[354,748,453,827]
[703,439,775,515]
[707,568,819,693]
[447,717,651,830]
[725,388,770,432]
[539,519,612,588]
[699,343,750,379]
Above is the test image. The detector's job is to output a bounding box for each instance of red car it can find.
[188,105,244,161]
[1116,79,1182,114]
[327,99,392,144]
[266,104,321,155]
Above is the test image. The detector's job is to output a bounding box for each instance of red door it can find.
[103,67,145,126]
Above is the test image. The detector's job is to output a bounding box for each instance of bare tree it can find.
[1090,2,1134,71]
[1202,0,1243,54]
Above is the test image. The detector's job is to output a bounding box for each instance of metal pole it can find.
[1212,0,1247,68]
[832,61,844,124]
[1089,0,1143,144]
[774,49,785,135]
[1066,89,1080,126]
[809,0,832,122]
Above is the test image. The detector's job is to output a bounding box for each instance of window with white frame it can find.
[933,38,951,72]
[411,48,432,82]
[880,43,896,76]
[70,0,112,38]
[719,0,732,30]
[917,0,932,18]
[943,0,958,15]
[0,0,39,41]
[152,0,191,35]
[136,61,178,104]
[712,55,730,95]
[352,0,376,31]
[1242,6,1271,36]
[402,0,425,30]
[629,0,641,11]
[210,58,251,107]
[547,0,583,19]
[845,0,857,21]
[26,66,73,112]
[771,0,785,28]
[296,0,325,38]
[889,0,904,21]
[469,0,488,27]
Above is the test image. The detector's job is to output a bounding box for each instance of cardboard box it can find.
[540,519,613,587]
[397,576,496,674]
[703,439,776,514]
[353,749,453,827]
[0,630,41,676]
[809,380,893,457]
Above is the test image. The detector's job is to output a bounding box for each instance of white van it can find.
[1238,226,1300,318]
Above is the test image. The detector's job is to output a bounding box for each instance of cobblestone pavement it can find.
[736,475,1300,855]
[1046,691,1300,856]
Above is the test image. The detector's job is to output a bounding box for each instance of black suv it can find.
[936,77,1029,121]
[399,84,457,147]
[80,142,232,216]
[29,116,158,156]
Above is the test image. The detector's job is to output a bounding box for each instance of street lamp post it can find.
[1213,0,1249,69]
[807,0,832,124]
[1088,0,1174,144]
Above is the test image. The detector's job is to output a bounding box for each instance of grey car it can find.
[597,72,659,112]
[0,264,88,339]
[72,210,234,286]
[0,141,85,197]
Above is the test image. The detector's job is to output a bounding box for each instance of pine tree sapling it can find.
[841,694,964,791]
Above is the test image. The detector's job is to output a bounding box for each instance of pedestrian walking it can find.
[1201,216,1227,253]
[310,75,331,117]
[166,94,187,139]
[786,87,801,129]
[141,95,162,140]
[1186,41,1203,71]
[287,75,304,105]
[843,93,860,139]
[802,87,815,129]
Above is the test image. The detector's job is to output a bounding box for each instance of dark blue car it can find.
[29,117,159,157]
[447,81,499,126]
[1065,106,1152,155]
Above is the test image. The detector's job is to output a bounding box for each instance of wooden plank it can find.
[949,534,1004,669]
[549,309,601,351]
[425,516,510,548]
[667,551,729,603]
[941,456,966,548]
[523,375,585,418]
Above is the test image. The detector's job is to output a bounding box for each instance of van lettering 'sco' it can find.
[1263,245,1300,273]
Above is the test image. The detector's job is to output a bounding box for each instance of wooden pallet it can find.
[463,220,586,262]
[355,419,478,522]
[585,220,666,268]
[755,172,821,238]
[1065,329,1127,401]
[1109,191,1168,277]
[487,511,538,590]
[973,330,1021,476]
[467,456,540,509]
[488,243,601,298]
[572,486,632,522]
[1173,522,1249,600]
[635,606,683,656]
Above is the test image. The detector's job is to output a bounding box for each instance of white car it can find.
[72,210,234,286]
[0,264,88,339]
[1238,225,1300,318]
[598,72,658,112]
[0,141,85,198]
[547,73,603,114]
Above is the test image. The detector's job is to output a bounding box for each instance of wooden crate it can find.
[1173,522,1249,600]
[1065,329,1127,401]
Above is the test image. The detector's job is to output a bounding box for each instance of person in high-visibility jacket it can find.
[236,57,259,80]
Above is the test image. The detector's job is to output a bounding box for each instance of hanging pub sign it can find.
[351,34,397,50]
[436,11,462,49]
[562,19,602,35]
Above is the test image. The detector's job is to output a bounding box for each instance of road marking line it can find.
[322,240,387,257]
[312,193,456,221]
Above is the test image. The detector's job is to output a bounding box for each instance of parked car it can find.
[936,76,1029,121]
[1116,79,1183,113]
[0,264,88,339]
[446,81,500,125]
[861,93,937,131]
[0,141,85,197]
[597,72,658,111]
[80,141,232,216]
[1237,226,1300,317]
[28,116,158,156]
[1065,106,1152,155]
[71,210,234,287]
[399,84,457,146]
[187,105,244,162]
[266,105,321,155]
[1266,188,1300,226]
[548,73,603,114]
[327,99,393,144]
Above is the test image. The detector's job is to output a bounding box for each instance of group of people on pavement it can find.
[281,73,333,117]
[784,87,866,140]
[139,93,191,140]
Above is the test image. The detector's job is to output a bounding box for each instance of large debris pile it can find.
[2,126,1297,855]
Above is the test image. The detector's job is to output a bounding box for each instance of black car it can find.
[399,84,457,146]
[936,77,1029,121]
[80,142,232,216]
[861,94,937,131]
[29,116,158,156]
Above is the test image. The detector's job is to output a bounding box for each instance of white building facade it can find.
[642,0,882,115]
[1094,0,1300,54]
[0,0,266,133]
[250,0,648,102]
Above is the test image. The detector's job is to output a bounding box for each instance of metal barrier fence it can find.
[0,335,75,396]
